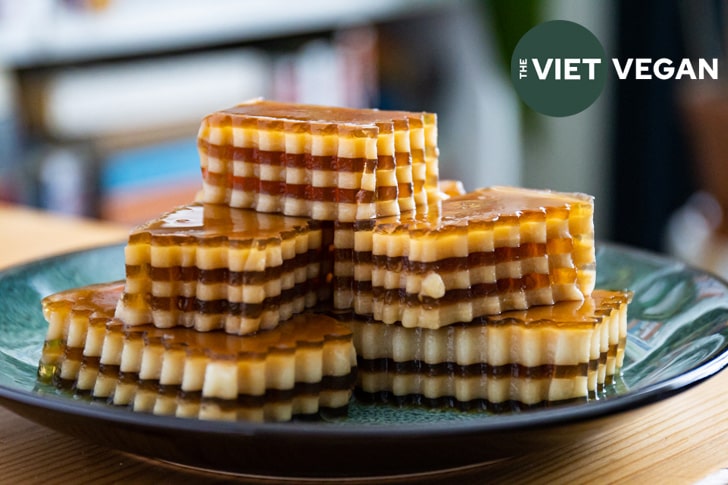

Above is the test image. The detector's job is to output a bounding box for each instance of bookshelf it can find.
[0,0,445,224]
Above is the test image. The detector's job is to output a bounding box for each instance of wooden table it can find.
[2,203,728,484]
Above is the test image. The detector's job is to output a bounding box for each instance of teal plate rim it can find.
[1,242,727,478]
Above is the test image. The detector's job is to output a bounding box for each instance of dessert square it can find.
[342,289,630,407]
[39,282,356,422]
[114,202,328,335]
[197,99,439,222]
[354,186,596,328]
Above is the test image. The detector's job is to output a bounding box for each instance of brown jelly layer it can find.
[370,273,551,307]
[218,99,432,124]
[438,186,591,226]
[342,243,550,271]
[336,307,629,332]
[127,202,317,243]
[341,274,553,303]
[353,389,594,412]
[42,280,122,320]
[71,363,357,405]
[198,143,378,173]
[228,176,375,204]
[335,248,555,280]
[129,250,315,285]
[149,285,307,317]
[357,358,590,379]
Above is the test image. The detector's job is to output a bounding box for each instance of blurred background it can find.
[0,0,723,274]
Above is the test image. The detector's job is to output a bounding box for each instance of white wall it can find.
[433,2,523,189]
[521,1,615,239]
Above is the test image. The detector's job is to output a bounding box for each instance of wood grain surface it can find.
[1,203,728,484]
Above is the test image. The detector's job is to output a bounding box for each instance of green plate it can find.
[1,243,727,478]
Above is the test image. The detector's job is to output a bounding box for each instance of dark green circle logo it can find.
[511,20,606,117]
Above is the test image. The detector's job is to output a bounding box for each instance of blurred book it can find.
[14,24,379,221]
[30,49,271,140]
[272,27,378,107]
[98,137,201,225]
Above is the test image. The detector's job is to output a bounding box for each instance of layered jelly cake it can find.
[197,99,439,222]
[114,202,329,335]
[38,100,630,419]
[39,282,356,422]
[339,186,596,326]
[345,289,630,407]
